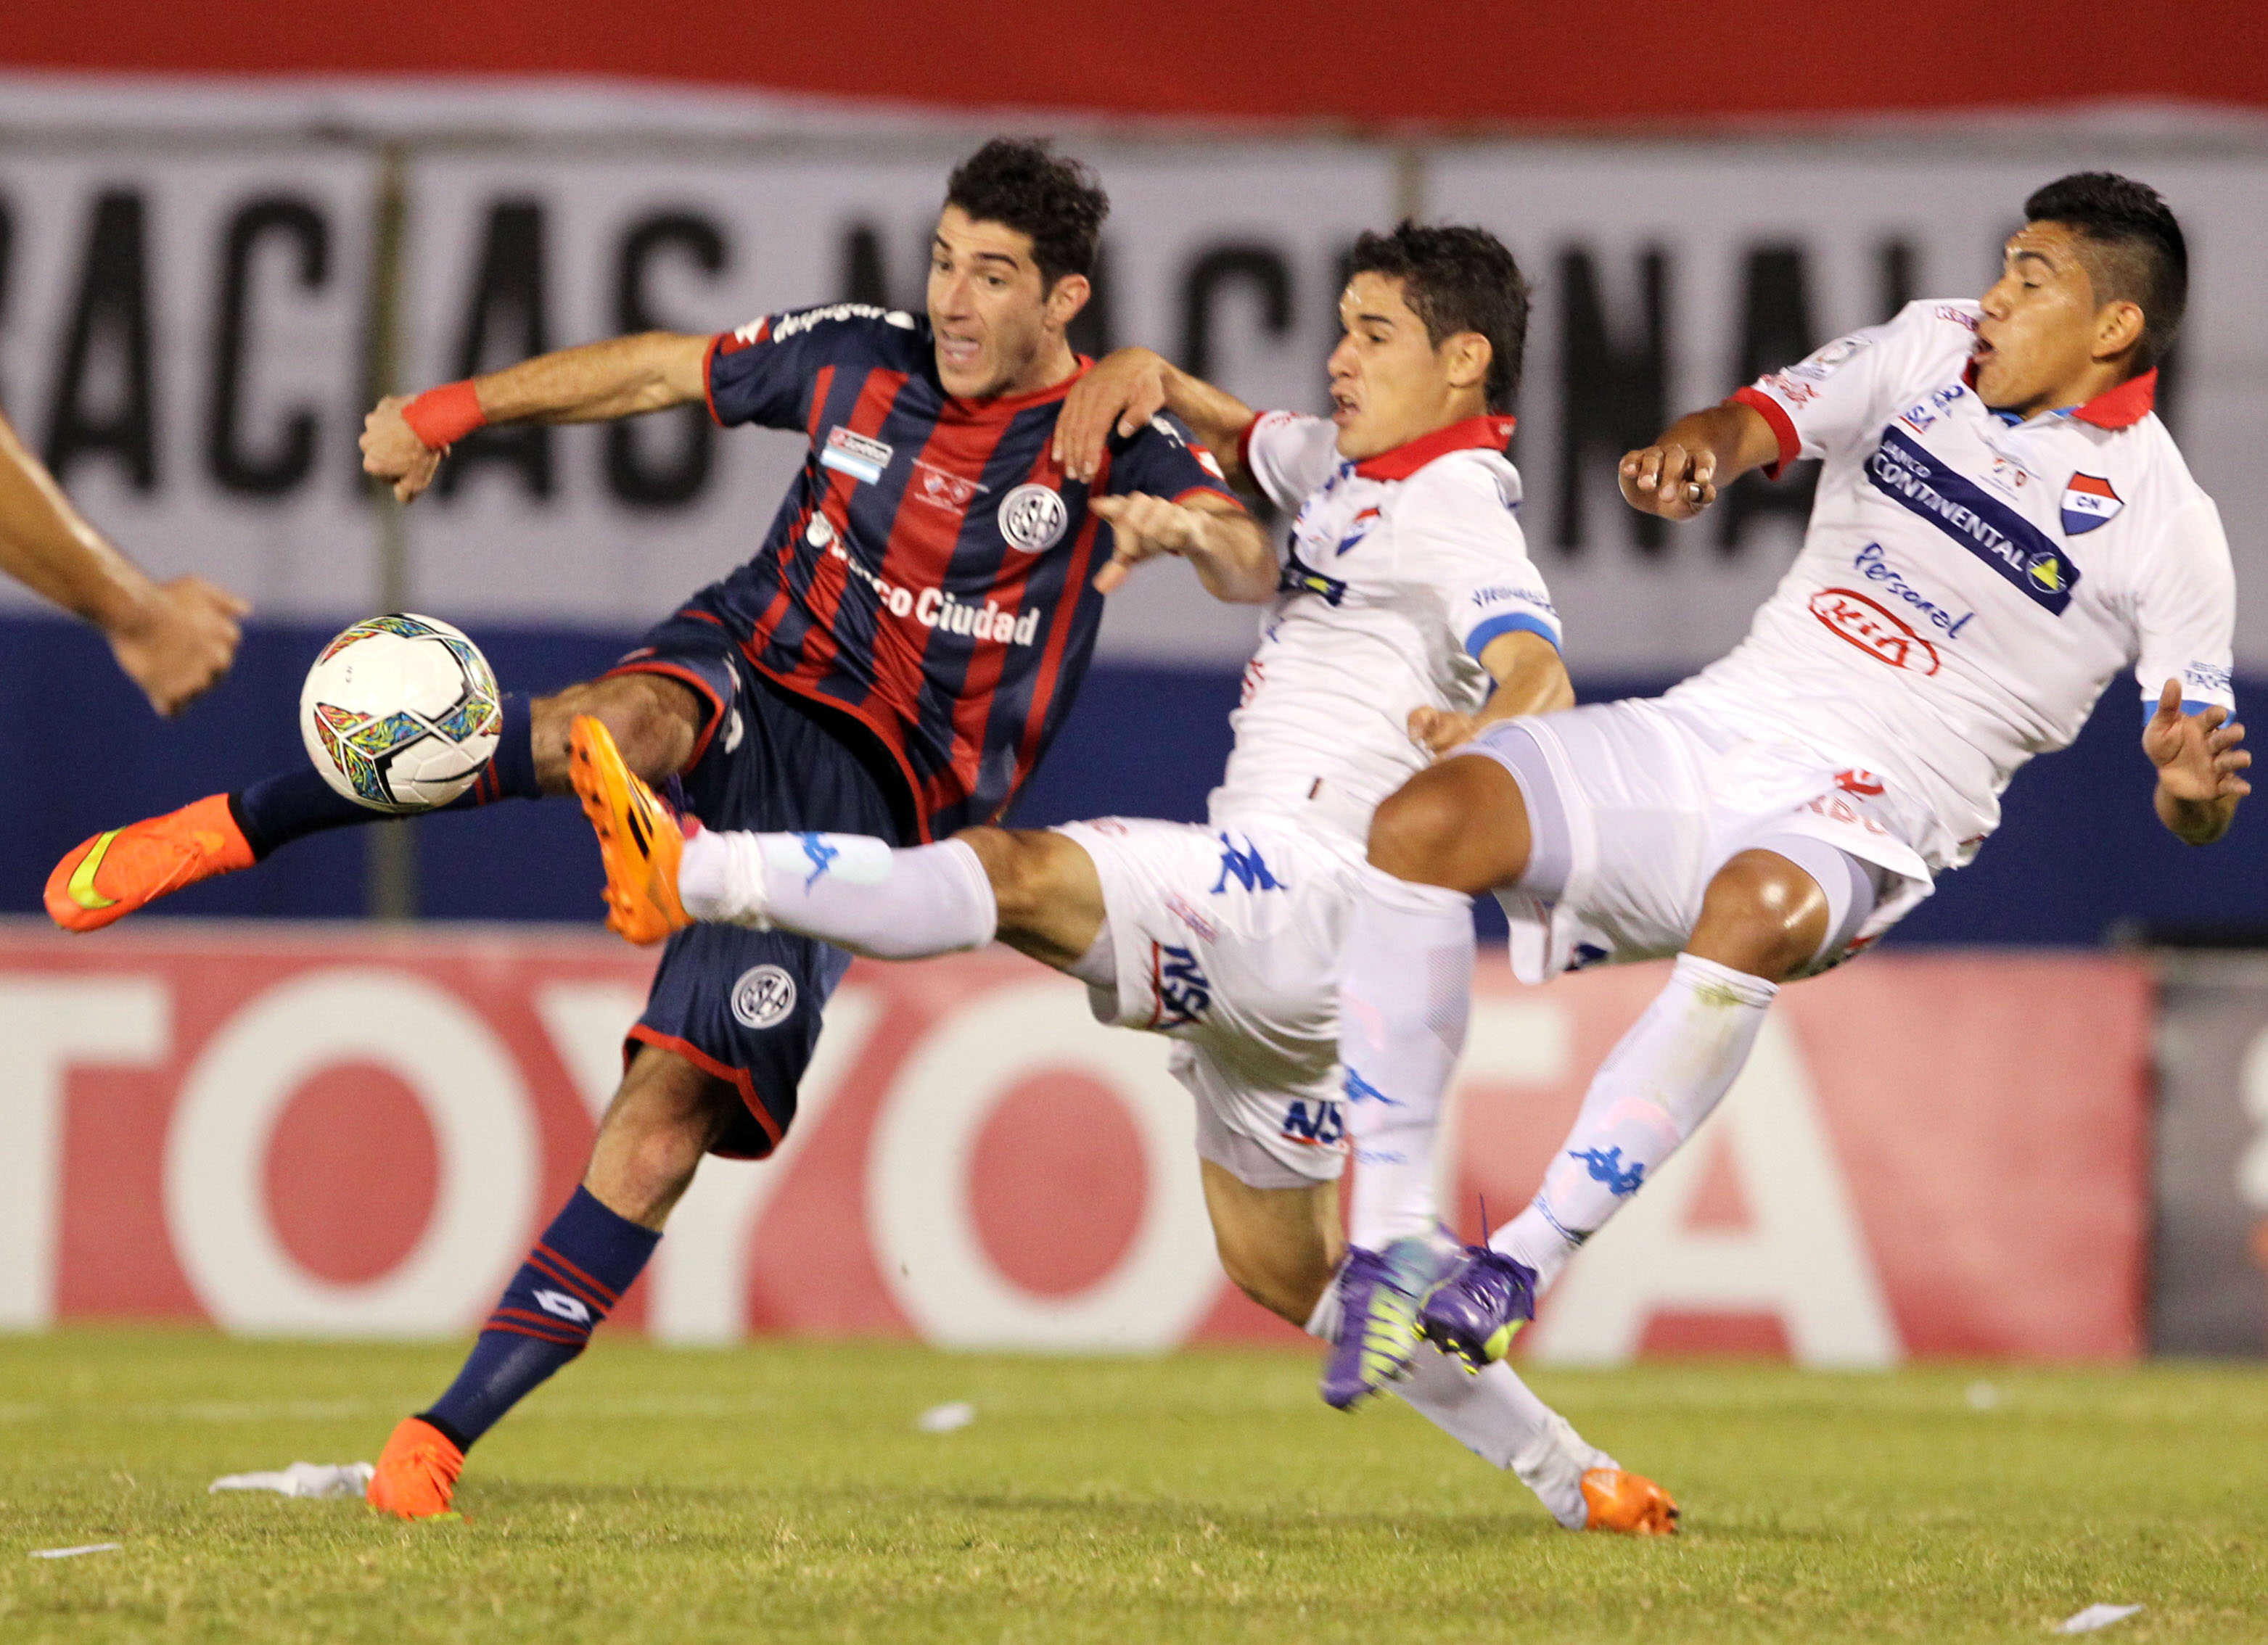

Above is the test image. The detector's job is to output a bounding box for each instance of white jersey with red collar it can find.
[1212,411,1561,847]
[1668,298,2236,870]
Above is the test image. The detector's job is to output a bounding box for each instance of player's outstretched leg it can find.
[1420,850,1841,1369]
[1215,1166,1675,1531]
[44,694,543,932]
[570,714,1004,960]
[368,1045,720,1519]
[1395,1349,1677,1534]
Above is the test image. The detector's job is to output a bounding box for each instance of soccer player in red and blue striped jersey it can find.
[46,139,1269,1517]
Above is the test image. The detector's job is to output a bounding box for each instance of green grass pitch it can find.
[2,1330,2264,1643]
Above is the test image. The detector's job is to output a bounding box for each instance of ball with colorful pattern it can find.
[299,613,502,812]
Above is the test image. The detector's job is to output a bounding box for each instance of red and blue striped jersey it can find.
[700,303,1236,841]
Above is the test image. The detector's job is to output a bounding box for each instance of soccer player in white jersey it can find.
[570,223,1676,1535]
[1330,173,2247,1396]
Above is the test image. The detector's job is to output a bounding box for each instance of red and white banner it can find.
[0,925,2150,1362]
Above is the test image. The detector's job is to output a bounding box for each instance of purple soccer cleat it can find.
[1319,1237,1456,1411]
[1417,1245,1540,1372]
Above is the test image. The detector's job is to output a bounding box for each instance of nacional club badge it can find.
[2060,472,2122,536]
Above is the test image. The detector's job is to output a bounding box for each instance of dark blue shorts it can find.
[604,603,916,1158]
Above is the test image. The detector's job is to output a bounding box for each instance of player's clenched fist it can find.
[1619,441,1717,521]
[1407,705,1482,759]
[1090,492,1207,593]
[107,576,250,717]
[361,396,444,504]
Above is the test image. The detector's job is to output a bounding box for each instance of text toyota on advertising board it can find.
[0,928,2150,1363]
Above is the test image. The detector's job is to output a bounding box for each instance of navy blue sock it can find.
[233,694,541,859]
[421,1186,660,1451]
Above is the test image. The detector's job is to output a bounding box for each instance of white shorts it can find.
[1463,698,1938,984]
[1051,814,1360,1190]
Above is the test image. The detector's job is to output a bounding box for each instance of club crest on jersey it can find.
[1000,483,1069,552]
[821,426,892,485]
[2060,473,2122,536]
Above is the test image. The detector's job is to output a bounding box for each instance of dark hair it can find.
[942,139,1109,289]
[1346,221,1530,411]
[2022,172,2188,374]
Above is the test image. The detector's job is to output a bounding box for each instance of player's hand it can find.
[1054,349,1174,485]
[1090,492,1205,593]
[2145,678,2250,804]
[107,576,251,717]
[1619,441,1717,521]
[1408,706,1482,759]
[361,396,444,504]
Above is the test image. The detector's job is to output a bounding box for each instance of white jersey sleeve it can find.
[2132,492,2238,715]
[1734,300,1980,477]
[1394,453,1561,657]
[1240,411,1342,514]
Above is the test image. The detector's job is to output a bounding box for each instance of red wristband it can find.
[402,381,486,450]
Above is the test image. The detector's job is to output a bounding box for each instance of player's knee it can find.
[1368,762,1518,890]
[1691,850,1829,983]
[955,827,1080,941]
[543,677,702,783]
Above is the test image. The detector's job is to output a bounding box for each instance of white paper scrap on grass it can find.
[916,1401,977,1433]
[2057,1603,2145,1633]
[208,1461,374,1498]
[29,1543,120,1559]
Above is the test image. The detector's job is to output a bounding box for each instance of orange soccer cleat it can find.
[1581,1467,1680,1535]
[567,714,691,945]
[367,1417,464,1520]
[44,793,255,932]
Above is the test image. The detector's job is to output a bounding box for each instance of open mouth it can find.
[1331,391,1360,424]
[937,335,981,369]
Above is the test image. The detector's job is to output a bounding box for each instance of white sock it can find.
[678,831,998,960]
[1398,1351,1609,1530]
[1336,864,1474,1250]
[1492,952,1777,1288]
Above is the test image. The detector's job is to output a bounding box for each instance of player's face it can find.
[927,207,1077,400]
[1326,273,1482,461]
[1973,222,2119,418]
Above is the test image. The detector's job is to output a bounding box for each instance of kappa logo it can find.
[795,832,840,889]
[730,965,797,1030]
[1148,942,1212,1029]
[1281,1100,1346,1147]
[1342,1066,1397,1107]
[1211,833,1285,895]
[1000,482,1069,552]
[1570,1145,1645,1197]
[531,1288,592,1326]
[2060,472,2123,536]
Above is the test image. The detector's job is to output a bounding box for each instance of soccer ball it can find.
[300,614,502,812]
